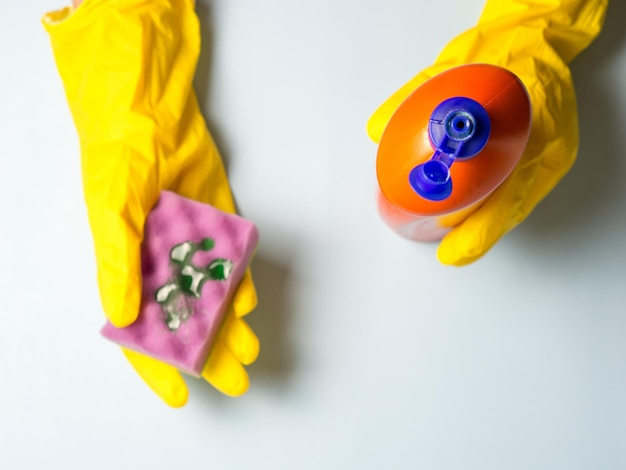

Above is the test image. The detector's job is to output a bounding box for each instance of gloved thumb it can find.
[85,172,157,328]
[94,218,143,328]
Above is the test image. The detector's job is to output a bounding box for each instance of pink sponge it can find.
[101,191,259,377]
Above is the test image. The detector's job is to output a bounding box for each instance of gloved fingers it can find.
[232,269,258,318]
[201,341,250,397]
[121,307,259,404]
[219,311,260,366]
[436,205,505,267]
[436,163,533,266]
[122,348,189,408]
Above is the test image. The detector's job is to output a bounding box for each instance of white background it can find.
[1,1,625,469]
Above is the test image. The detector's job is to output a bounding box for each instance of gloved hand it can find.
[368,0,608,266]
[43,0,259,407]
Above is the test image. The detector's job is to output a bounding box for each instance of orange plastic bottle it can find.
[377,64,532,242]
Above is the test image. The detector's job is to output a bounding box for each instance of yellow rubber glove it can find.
[368,0,608,266]
[43,0,259,407]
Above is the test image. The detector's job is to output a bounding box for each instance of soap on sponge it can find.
[101,191,259,377]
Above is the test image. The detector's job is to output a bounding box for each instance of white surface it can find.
[1,1,625,469]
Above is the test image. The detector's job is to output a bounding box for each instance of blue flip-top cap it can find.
[409,97,490,201]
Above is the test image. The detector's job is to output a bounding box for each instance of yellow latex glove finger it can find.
[201,341,251,397]
[232,269,258,318]
[199,307,261,396]
[44,0,260,405]
[220,311,261,365]
[122,348,189,408]
[368,0,608,265]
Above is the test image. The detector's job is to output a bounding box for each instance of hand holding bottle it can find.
[369,0,608,265]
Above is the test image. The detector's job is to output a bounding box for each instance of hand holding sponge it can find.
[101,191,259,378]
[43,0,260,406]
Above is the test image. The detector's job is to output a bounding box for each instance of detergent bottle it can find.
[376,64,532,242]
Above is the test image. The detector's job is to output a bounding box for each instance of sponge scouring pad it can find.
[101,191,259,377]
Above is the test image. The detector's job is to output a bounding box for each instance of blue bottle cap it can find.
[409,97,490,201]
